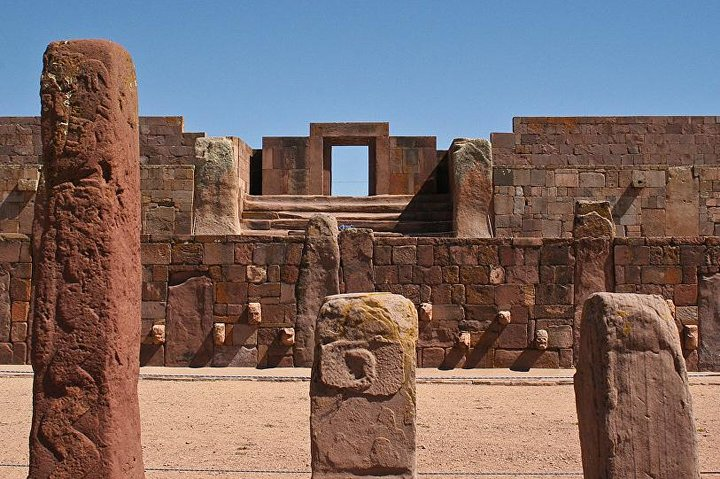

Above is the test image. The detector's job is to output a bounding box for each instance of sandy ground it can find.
[0,368,718,479]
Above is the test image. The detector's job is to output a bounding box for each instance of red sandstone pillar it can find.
[29,40,144,478]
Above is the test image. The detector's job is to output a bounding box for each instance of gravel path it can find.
[0,369,718,479]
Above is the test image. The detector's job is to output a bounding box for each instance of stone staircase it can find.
[241,194,453,236]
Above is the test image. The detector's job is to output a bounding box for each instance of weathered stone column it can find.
[698,273,720,371]
[193,137,242,235]
[338,227,375,293]
[30,40,144,478]
[572,200,615,364]
[294,214,340,367]
[311,293,418,479]
[575,293,699,479]
[449,138,493,238]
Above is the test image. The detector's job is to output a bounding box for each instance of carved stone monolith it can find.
[449,138,492,238]
[575,293,699,479]
[30,40,144,478]
[338,227,375,293]
[311,293,418,479]
[294,214,340,367]
[193,137,242,235]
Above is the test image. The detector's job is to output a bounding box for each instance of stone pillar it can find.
[698,273,720,371]
[339,227,375,293]
[311,293,418,479]
[449,138,493,238]
[193,137,242,235]
[30,40,144,478]
[294,214,340,367]
[575,293,699,479]
[573,201,615,365]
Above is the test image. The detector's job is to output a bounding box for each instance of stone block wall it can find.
[141,165,195,234]
[388,136,441,194]
[262,123,445,195]
[0,117,41,165]
[139,116,205,165]
[613,236,713,369]
[0,165,40,235]
[0,235,32,364]
[373,237,574,369]
[139,235,304,368]
[491,117,720,238]
[2,232,719,369]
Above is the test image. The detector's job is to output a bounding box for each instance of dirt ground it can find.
[0,369,718,479]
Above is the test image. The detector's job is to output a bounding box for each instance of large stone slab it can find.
[193,137,242,235]
[698,273,720,371]
[30,40,144,478]
[449,138,492,238]
[665,166,699,236]
[294,214,340,367]
[575,293,699,478]
[166,276,214,367]
[311,293,418,479]
[339,227,375,293]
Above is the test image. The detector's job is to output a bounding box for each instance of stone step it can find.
[243,194,451,213]
[243,210,452,222]
[241,218,453,234]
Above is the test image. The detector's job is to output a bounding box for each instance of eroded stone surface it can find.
[339,228,374,293]
[166,276,214,367]
[418,303,432,322]
[450,138,492,238]
[698,273,720,370]
[534,329,548,350]
[30,39,144,478]
[150,324,165,345]
[295,214,340,367]
[193,137,241,235]
[573,237,611,363]
[248,302,262,324]
[575,293,699,479]
[574,201,614,239]
[311,293,418,478]
[0,271,9,341]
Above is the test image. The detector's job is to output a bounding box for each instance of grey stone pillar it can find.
[193,137,242,235]
[575,293,699,479]
[449,138,493,238]
[311,292,418,479]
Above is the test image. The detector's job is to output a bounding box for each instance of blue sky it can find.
[1,1,719,194]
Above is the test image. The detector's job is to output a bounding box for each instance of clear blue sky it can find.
[1,1,719,194]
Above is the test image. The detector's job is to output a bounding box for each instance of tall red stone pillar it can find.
[29,40,145,478]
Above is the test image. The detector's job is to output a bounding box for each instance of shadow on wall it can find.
[611,185,641,225]
[0,187,33,223]
[397,156,452,236]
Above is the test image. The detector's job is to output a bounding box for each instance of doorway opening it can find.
[330,146,370,196]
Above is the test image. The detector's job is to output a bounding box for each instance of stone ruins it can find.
[2,40,720,377]
[3,38,708,479]
[3,112,719,371]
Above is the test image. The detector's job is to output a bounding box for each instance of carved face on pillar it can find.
[319,337,404,396]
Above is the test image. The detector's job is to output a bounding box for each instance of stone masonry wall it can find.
[0,235,32,364]
[613,236,719,370]
[141,165,195,234]
[491,117,720,238]
[1,233,718,369]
